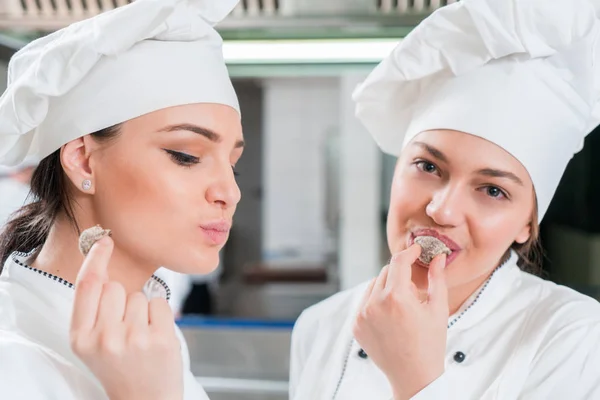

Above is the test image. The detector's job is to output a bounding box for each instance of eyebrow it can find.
[413,141,448,163]
[159,123,245,149]
[412,141,524,186]
[477,168,524,186]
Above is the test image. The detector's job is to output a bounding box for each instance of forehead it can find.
[123,103,243,140]
[408,130,514,162]
[405,129,532,182]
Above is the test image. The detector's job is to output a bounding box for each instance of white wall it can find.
[338,73,382,289]
[262,77,339,264]
[261,74,383,291]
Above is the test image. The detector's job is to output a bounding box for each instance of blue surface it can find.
[177,316,296,330]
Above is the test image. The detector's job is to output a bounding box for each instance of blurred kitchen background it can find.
[1,1,599,399]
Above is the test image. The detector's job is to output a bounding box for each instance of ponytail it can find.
[0,124,122,269]
[0,150,65,268]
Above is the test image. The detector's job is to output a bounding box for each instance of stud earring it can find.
[82,179,92,191]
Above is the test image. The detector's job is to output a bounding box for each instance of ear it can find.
[60,136,96,195]
[514,222,532,245]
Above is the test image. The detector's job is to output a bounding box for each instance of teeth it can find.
[414,235,451,264]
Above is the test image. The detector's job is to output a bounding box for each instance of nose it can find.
[205,162,241,209]
[425,184,466,228]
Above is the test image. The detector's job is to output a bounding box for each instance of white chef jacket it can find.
[0,251,209,400]
[154,267,193,316]
[290,252,600,400]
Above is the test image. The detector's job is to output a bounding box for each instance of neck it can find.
[31,212,156,295]
[447,276,491,315]
[414,251,511,316]
[412,266,497,316]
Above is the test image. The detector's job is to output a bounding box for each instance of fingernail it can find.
[438,254,447,269]
[95,236,112,247]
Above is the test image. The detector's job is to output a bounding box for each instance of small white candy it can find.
[78,225,111,256]
[414,236,451,264]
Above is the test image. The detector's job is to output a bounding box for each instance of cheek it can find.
[97,151,189,214]
[92,148,217,267]
[467,206,528,256]
[389,171,431,217]
[387,174,430,243]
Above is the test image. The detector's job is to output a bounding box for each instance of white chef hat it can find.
[353,0,600,220]
[0,0,240,167]
[0,154,40,177]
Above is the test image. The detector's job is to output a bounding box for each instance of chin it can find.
[155,243,220,275]
[408,264,429,291]
[175,248,220,274]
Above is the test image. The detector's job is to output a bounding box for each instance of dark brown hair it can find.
[511,194,543,274]
[0,125,121,269]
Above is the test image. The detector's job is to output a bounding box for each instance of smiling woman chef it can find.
[290,0,600,399]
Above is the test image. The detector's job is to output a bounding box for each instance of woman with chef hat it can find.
[290,0,600,399]
[0,1,243,399]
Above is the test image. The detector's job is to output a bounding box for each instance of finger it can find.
[124,292,150,327]
[373,265,389,295]
[76,236,113,285]
[385,244,421,290]
[358,277,377,309]
[148,298,175,334]
[427,253,449,314]
[96,282,127,327]
[410,281,421,300]
[71,237,114,333]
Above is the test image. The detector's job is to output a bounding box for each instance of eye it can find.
[164,149,200,168]
[415,160,440,175]
[482,186,508,200]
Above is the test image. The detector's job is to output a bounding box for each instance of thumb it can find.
[427,253,448,314]
[71,236,113,334]
[76,236,113,285]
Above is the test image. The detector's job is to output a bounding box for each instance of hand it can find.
[70,237,183,400]
[352,244,448,400]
